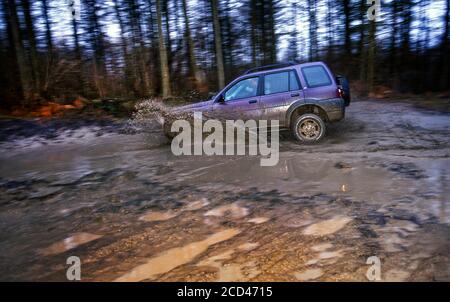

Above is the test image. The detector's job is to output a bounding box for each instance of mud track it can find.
[0,100,449,281]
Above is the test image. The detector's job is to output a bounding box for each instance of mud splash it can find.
[130,99,197,134]
[115,229,240,282]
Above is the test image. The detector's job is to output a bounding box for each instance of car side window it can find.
[301,65,332,88]
[224,77,259,101]
[264,72,289,95]
[289,71,300,90]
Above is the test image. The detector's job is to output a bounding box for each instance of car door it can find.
[212,76,262,121]
[259,70,304,126]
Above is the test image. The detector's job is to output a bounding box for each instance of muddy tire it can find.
[292,113,326,143]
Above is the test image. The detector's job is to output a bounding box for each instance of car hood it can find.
[174,100,213,112]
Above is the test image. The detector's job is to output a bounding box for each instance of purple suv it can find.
[164,61,350,142]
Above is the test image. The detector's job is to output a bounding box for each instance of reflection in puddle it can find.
[294,268,323,281]
[197,246,260,281]
[237,242,260,251]
[217,263,244,281]
[183,198,209,211]
[115,228,240,281]
[305,259,319,266]
[318,250,343,259]
[248,217,270,224]
[311,243,333,252]
[40,232,102,256]
[205,203,249,219]
[198,250,234,265]
[139,210,178,222]
[302,216,352,236]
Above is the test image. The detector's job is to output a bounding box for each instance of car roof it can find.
[243,61,325,77]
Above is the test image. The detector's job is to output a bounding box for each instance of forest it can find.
[0,0,449,110]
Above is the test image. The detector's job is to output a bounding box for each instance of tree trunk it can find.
[5,0,32,102]
[326,0,334,61]
[367,19,377,93]
[210,0,225,89]
[21,0,40,93]
[342,0,351,57]
[267,0,277,64]
[441,0,450,90]
[162,0,172,71]
[358,0,366,82]
[41,0,53,53]
[250,0,257,64]
[389,0,399,78]
[307,0,318,61]
[156,0,171,97]
[288,2,299,62]
[181,0,200,88]
[400,0,412,70]
[70,10,85,96]
[84,0,107,97]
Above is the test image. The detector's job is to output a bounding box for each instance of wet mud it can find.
[0,100,449,281]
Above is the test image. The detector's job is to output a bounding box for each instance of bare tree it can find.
[181,0,200,88]
[366,16,377,93]
[156,0,171,97]
[4,0,32,101]
[40,0,53,53]
[21,0,40,93]
[307,0,318,61]
[210,0,225,89]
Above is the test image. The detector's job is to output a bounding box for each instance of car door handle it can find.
[248,99,257,104]
[291,93,300,97]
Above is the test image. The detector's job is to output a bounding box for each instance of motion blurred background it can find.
[0,0,448,109]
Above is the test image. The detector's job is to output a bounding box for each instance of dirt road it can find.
[0,100,449,281]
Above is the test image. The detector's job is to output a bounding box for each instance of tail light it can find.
[337,87,344,98]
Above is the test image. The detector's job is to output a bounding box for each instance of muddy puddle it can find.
[0,100,449,281]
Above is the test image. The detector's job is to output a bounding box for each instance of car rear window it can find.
[301,65,332,88]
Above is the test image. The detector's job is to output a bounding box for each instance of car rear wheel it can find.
[292,113,326,143]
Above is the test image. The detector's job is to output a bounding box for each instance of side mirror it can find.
[216,95,225,103]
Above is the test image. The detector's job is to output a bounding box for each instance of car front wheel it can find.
[292,113,326,143]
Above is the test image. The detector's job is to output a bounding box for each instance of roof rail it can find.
[243,62,297,75]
